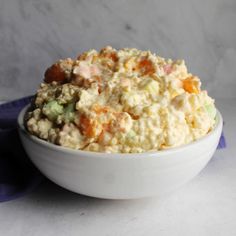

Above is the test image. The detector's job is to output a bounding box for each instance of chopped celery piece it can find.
[205,104,216,119]
[43,100,64,121]
[64,103,75,122]
[65,103,74,113]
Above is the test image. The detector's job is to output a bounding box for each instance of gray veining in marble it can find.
[0,0,236,100]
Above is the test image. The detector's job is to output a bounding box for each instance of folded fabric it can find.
[0,96,44,202]
[0,96,226,202]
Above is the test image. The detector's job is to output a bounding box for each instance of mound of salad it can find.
[26,46,217,153]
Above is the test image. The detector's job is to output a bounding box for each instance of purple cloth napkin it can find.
[0,96,226,202]
[0,96,44,202]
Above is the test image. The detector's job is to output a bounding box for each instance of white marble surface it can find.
[0,0,236,100]
[0,98,235,236]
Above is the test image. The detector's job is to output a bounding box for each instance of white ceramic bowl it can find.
[18,105,223,199]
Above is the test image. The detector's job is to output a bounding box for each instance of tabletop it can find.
[0,98,235,236]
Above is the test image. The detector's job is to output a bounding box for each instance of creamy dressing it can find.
[26,46,216,153]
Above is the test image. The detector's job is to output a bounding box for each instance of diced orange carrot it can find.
[79,115,99,138]
[100,48,118,62]
[109,52,119,62]
[183,76,200,94]
[44,64,66,83]
[138,58,155,75]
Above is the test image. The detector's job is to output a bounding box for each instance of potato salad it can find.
[26,46,217,153]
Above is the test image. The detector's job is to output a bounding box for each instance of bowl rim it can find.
[18,104,223,159]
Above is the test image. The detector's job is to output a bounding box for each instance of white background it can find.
[0,1,236,235]
[0,0,236,100]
